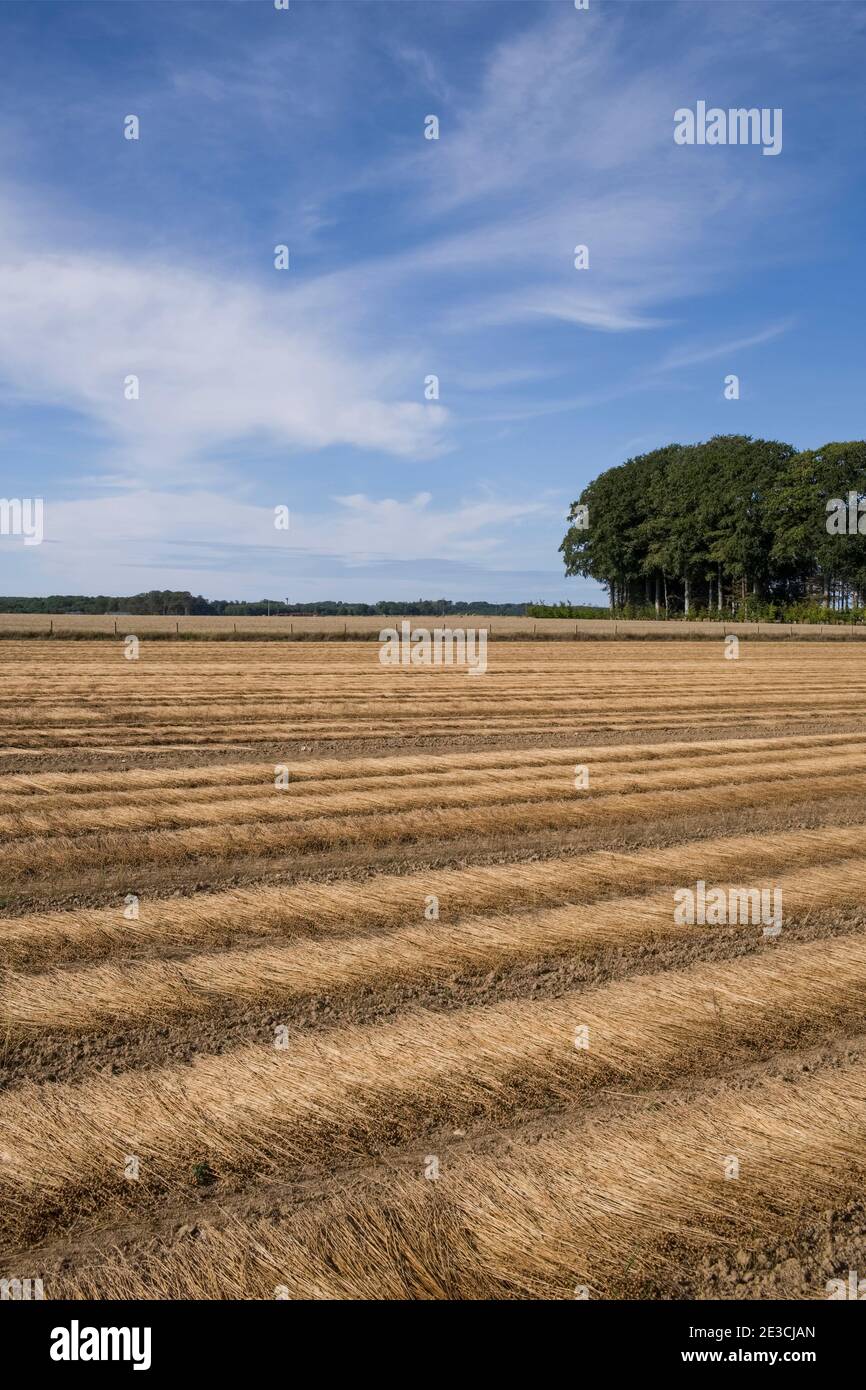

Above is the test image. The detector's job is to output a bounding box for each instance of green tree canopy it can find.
[561,435,866,615]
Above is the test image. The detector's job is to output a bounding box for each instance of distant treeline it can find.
[0,593,530,617]
[560,435,866,620]
[524,603,613,619]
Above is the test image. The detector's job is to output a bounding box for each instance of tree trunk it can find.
[663,573,668,617]
[717,563,723,612]
[654,574,660,616]
[684,574,691,616]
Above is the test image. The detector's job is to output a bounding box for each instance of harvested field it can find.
[2,636,866,1301]
[3,612,865,640]
[4,639,866,755]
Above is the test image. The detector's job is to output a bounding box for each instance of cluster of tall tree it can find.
[560,436,866,615]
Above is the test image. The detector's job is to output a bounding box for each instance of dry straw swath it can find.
[3,931,866,1238]
[4,743,866,839]
[5,858,866,1035]
[6,641,866,748]
[5,819,866,969]
[0,728,854,802]
[34,1053,866,1300]
[6,765,866,879]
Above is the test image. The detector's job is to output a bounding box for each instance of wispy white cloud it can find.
[0,222,450,480]
[653,320,794,372]
[0,487,553,596]
[362,4,809,343]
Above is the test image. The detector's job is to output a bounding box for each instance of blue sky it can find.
[0,0,865,603]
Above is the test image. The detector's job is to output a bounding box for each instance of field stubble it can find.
[2,638,866,1299]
